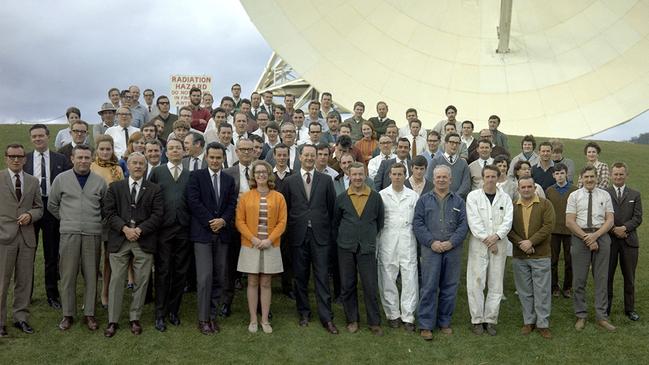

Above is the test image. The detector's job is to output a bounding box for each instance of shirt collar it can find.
[129,176,143,186]
[516,194,540,206]
[347,184,371,197]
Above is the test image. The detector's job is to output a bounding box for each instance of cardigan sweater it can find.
[47,170,107,235]
[235,189,287,248]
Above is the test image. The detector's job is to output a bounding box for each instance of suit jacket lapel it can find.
[295,173,308,202]
[4,170,19,202]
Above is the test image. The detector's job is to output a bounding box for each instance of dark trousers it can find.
[551,234,572,291]
[292,228,333,323]
[155,226,191,318]
[195,236,230,322]
[34,197,60,300]
[225,231,240,303]
[280,232,294,294]
[338,247,381,326]
[329,244,341,299]
[608,238,638,314]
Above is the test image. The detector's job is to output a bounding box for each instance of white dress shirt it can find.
[105,125,139,158]
[32,150,51,196]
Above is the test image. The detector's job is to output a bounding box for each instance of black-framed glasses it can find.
[6,155,25,160]
[71,129,88,134]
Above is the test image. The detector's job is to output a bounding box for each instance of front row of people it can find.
[0,141,639,341]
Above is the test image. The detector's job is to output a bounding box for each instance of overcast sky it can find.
[0,0,645,141]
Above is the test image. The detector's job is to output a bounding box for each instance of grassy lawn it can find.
[1,125,649,364]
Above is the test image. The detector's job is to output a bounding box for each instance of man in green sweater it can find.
[47,145,107,331]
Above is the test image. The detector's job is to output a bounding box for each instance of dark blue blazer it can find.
[24,150,71,188]
[187,168,237,243]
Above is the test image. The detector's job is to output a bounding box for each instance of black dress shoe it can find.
[155,318,167,332]
[169,313,181,326]
[219,303,231,318]
[323,321,339,334]
[627,311,640,321]
[298,315,310,327]
[104,322,118,337]
[47,298,62,310]
[14,321,34,334]
[234,278,244,290]
[0,326,8,337]
[284,290,296,300]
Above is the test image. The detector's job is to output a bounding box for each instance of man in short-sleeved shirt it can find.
[566,166,615,332]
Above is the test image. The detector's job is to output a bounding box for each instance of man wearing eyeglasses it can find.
[58,120,94,161]
[265,121,301,171]
[426,133,471,200]
[0,144,43,337]
[105,107,141,159]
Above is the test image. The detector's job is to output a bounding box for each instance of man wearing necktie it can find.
[187,142,237,334]
[24,124,71,310]
[606,162,643,322]
[0,143,43,337]
[102,152,163,337]
[182,132,207,172]
[566,165,615,332]
[149,138,192,332]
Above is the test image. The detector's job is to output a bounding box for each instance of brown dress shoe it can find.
[59,316,73,331]
[420,329,433,341]
[521,324,535,335]
[346,322,359,333]
[130,320,142,335]
[323,321,339,334]
[537,327,552,339]
[439,326,453,335]
[369,325,384,336]
[574,318,586,331]
[104,322,118,338]
[597,320,616,332]
[84,316,99,331]
[198,321,213,335]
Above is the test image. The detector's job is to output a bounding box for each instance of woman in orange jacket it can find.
[235,160,287,334]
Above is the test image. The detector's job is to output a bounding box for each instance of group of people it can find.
[0,84,641,342]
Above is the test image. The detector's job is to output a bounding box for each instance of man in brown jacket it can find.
[508,176,555,339]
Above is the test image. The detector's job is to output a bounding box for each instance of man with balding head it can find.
[128,85,150,128]
[102,152,163,337]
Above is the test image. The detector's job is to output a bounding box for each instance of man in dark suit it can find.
[374,138,412,191]
[57,120,93,161]
[149,138,192,332]
[607,162,643,321]
[102,152,163,337]
[333,162,385,336]
[0,143,43,337]
[187,142,237,334]
[282,144,339,334]
[368,101,396,138]
[24,124,71,309]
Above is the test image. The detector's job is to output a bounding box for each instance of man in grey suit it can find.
[607,162,643,321]
[0,143,43,337]
[221,138,255,316]
[47,145,107,331]
[102,152,163,337]
[182,132,207,172]
[374,138,412,191]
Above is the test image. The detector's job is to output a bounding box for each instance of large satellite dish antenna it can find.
[242,0,649,138]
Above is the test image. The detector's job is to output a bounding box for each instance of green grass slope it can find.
[1,125,648,364]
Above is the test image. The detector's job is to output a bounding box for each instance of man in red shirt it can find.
[188,87,211,133]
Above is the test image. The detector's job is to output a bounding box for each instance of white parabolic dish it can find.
[241,0,649,138]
